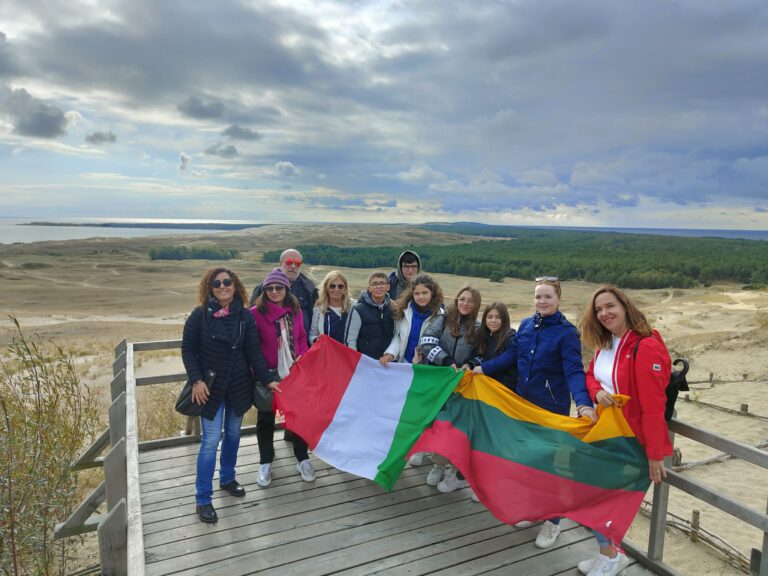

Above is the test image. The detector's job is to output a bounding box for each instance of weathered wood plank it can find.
[71,427,110,471]
[104,438,127,511]
[124,343,146,576]
[54,481,107,539]
[108,391,126,447]
[98,498,127,576]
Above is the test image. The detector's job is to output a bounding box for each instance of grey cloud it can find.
[85,130,116,144]
[0,31,20,77]
[204,143,239,158]
[222,124,261,141]
[275,161,300,178]
[178,96,225,119]
[178,152,191,173]
[0,84,67,138]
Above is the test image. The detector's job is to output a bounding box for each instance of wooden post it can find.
[109,392,127,448]
[103,438,127,512]
[690,510,700,543]
[112,351,127,377]
[648,427,675,561]
[741,404,749,415]
[672,448,682,466]
[708,372,713,383]
[98,498,127,576]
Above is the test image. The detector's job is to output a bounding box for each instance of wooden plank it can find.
[254,511,511,576]
[428,525,591,576]
[104,438,127,512]
[72,427,110,471]
[54,481,107,539]
[112,351,126,377]
[111,369,126,402]
[135,373,186,387]
[331,524,513,576]
[142,468,433,543]
[124,342,146,576]
[98,498,127,576]
[132,339,182,351]
[623,538,684,576]
[668,419,768,469]
[147,496,485,575]
[108,392,126,447]
[666,470,768,532]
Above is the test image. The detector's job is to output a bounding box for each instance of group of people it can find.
[181,247,673,576]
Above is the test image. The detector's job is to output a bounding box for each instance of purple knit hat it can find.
[263,267,291,288]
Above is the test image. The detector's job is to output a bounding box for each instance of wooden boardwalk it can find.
[139,433,656,576]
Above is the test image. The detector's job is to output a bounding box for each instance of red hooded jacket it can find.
[586,329,672,461]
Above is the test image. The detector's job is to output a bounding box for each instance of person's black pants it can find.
[256,410,309,463]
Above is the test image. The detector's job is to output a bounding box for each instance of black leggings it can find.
[256,410,309,464]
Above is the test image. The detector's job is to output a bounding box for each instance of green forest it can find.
[149,246,239,260]
[263,228,768,289]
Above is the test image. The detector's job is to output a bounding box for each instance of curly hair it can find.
[392,273,443,320]
[579,284,653,350]
[196,267,249,308]
[476,302,512,356]
[445,285,481,343]
[317,270,353,314]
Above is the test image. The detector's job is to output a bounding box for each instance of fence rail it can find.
[54,339,768,576]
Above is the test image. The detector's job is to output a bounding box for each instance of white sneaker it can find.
[534,520,561,548]
[425,464,445,486]
[514,520,534,528]
[437,466,468,493]
[468,488,480,502]
[586,552,629,576]
[256,463,272,487]
[578,552,600,574]
[408,452,430,466]
[297,459,316,482]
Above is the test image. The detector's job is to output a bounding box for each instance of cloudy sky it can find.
[0,0,766,229]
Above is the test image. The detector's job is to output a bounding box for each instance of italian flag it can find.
[275,336,463,489]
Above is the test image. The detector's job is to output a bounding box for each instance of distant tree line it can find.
[263,231,768,289]
[149,246,239,260]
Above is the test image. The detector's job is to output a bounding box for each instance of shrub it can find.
[0,318,100,575]
[148,246,239,260]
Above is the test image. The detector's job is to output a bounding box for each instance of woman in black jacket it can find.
[182,267,275,524]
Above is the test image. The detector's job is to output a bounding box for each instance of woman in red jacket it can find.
[577,284,672,576]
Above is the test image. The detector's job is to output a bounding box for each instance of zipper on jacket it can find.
[545,379,557,404]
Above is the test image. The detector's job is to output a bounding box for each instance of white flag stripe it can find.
[314,354,413,479]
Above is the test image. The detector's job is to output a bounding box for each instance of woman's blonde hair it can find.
[579,284,653,350]
[317,270,353,314]
[197,267,248,308]
[392,273,443,320]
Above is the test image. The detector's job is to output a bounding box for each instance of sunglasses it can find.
[328,283,346,290]
[283,259,302,267]
[265,285,286,293]
[212,278,233,288]
[535,276,559,283]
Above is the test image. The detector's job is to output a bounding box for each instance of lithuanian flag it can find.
[411,374,651,543]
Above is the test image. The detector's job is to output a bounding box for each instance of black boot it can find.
[220,480,246,497]
[196,503,218,523]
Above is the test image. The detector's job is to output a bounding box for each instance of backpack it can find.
[633,338,689,421]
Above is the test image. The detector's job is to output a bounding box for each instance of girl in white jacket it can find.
[379,273,444,366]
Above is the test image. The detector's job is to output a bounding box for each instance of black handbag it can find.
[175,369,216,416]
[253,370,279,412]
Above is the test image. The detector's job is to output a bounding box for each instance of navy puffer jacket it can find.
[181,298,272,420]
[481,311,590,415]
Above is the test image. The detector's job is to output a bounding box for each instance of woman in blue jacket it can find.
[473,277,596,548]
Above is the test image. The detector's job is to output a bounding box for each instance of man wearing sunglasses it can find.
[388,250,422,299]
[250,248,318,346]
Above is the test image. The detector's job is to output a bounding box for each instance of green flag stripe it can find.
[435,394,650,491]
[374,365,463,489]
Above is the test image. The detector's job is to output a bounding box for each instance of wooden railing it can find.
[54,339,768,576]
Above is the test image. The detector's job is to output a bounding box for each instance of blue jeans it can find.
[195,402,243,505]
[593,529,611,548]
